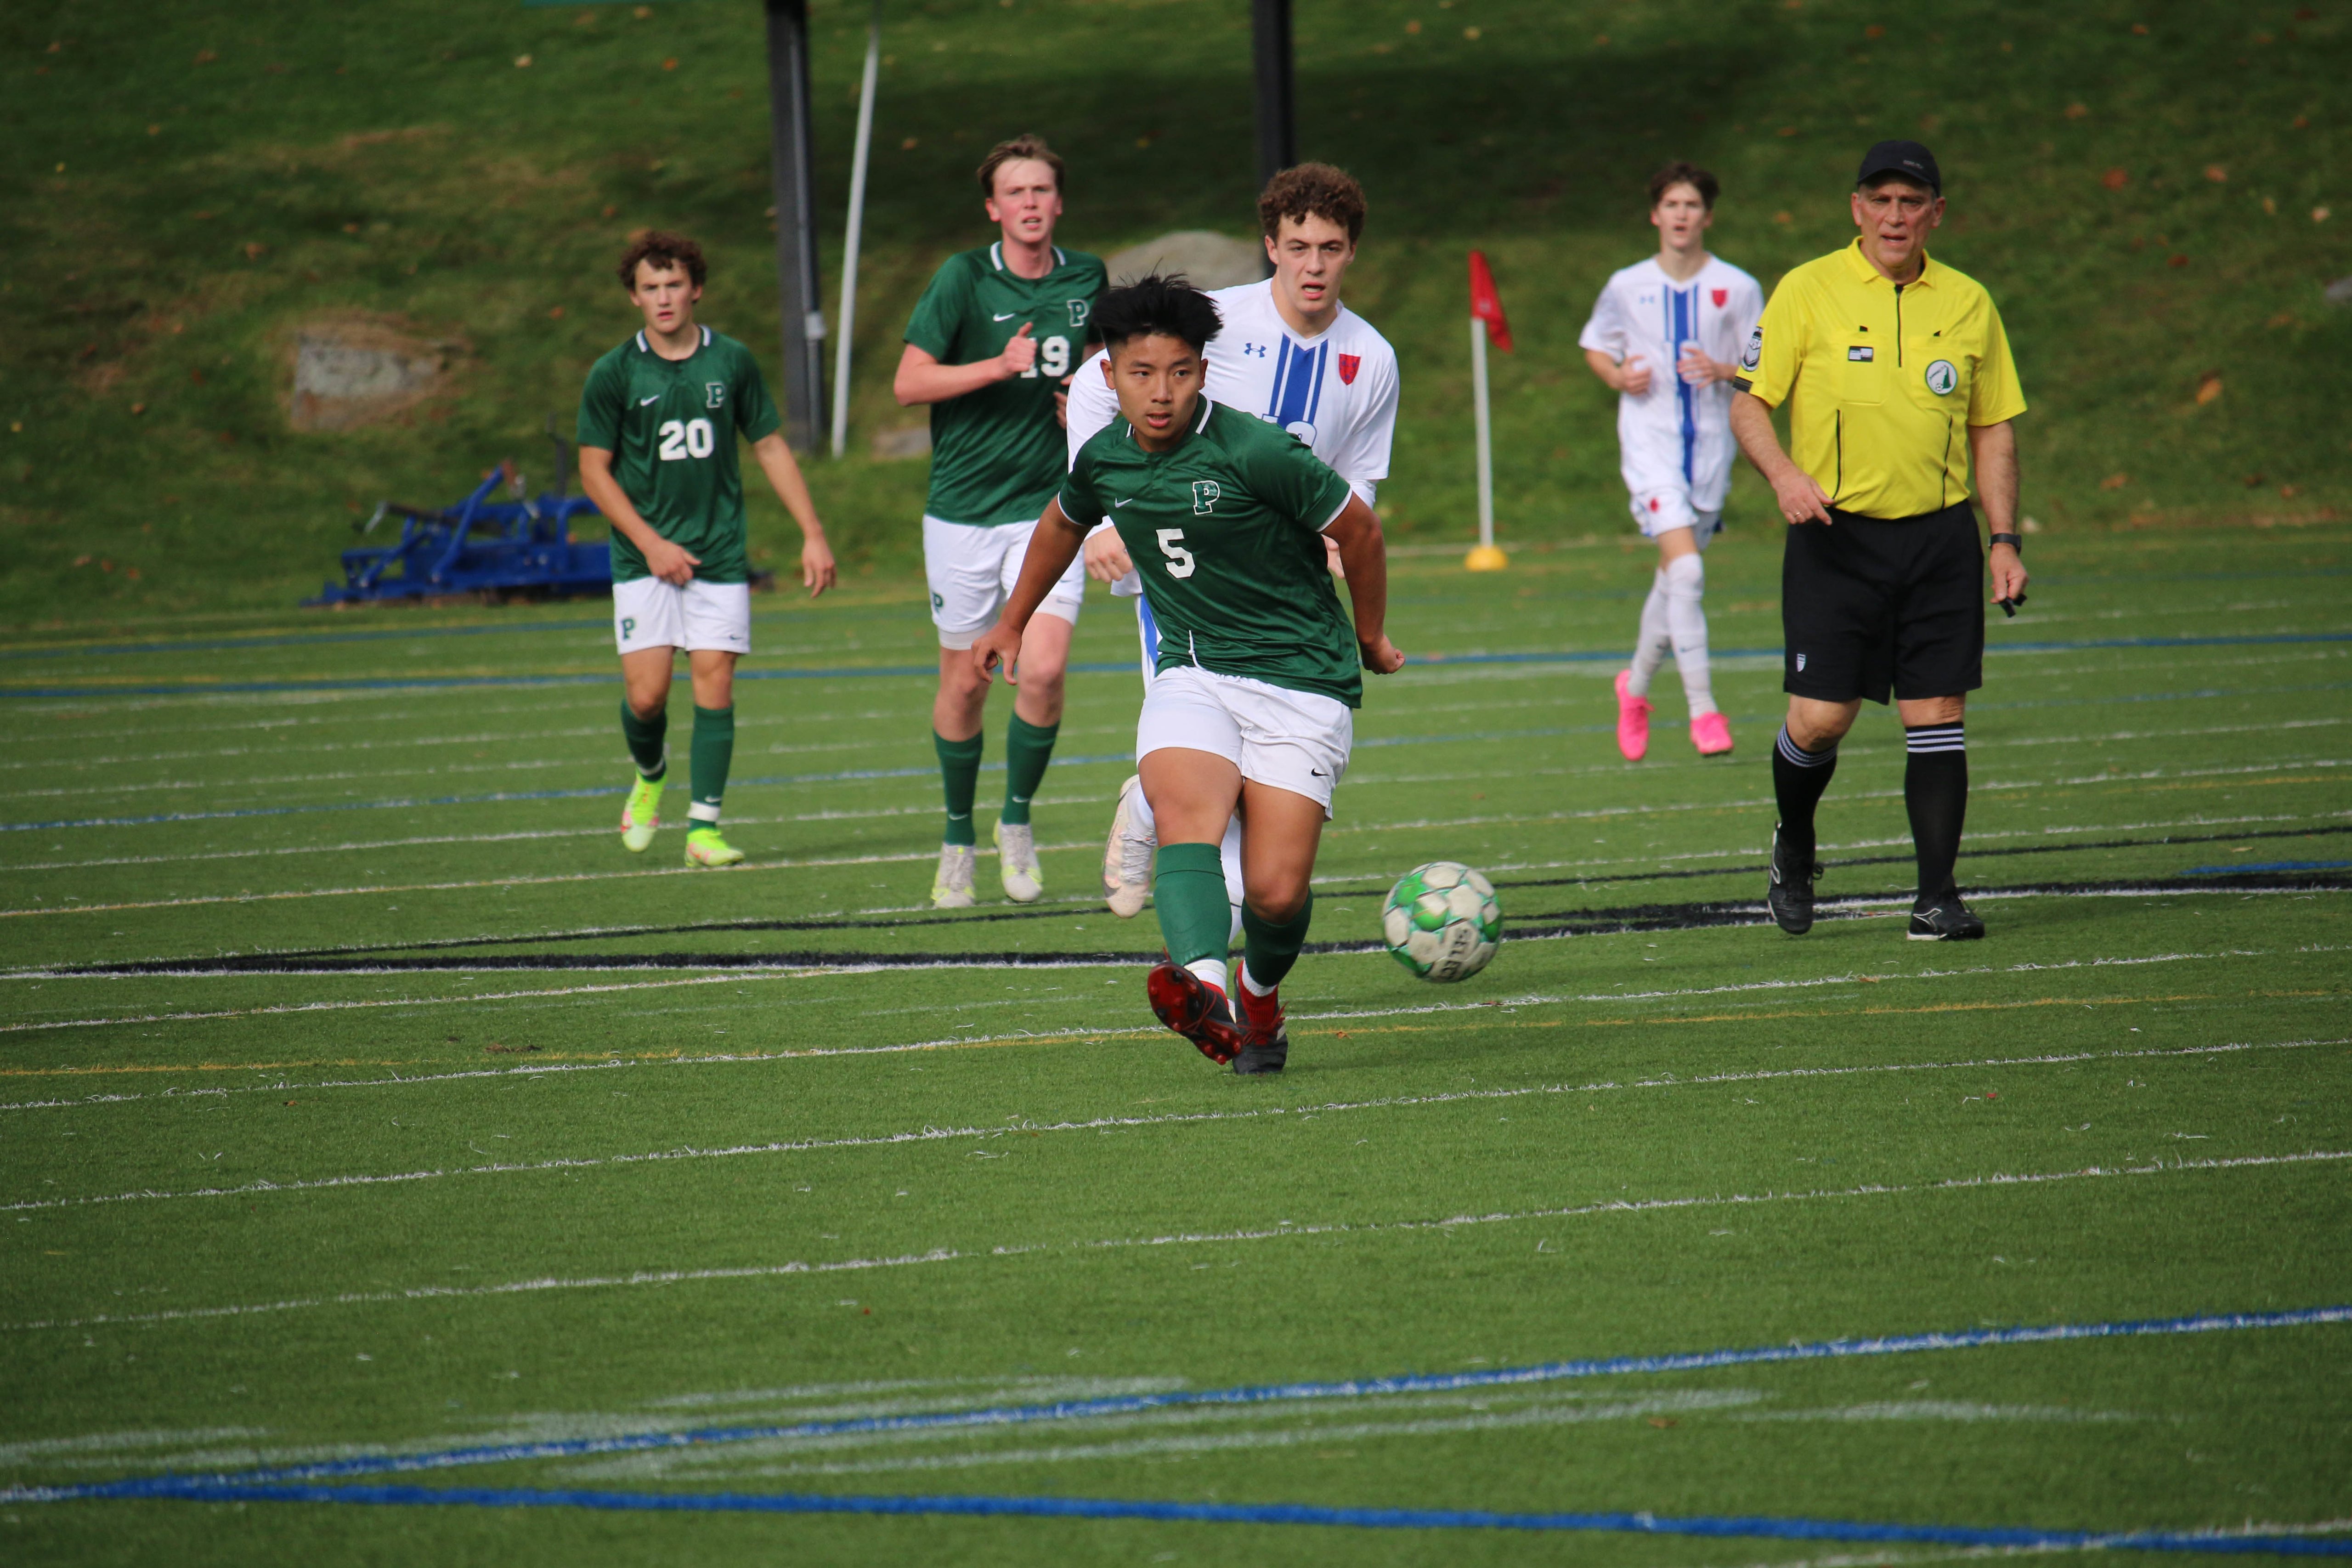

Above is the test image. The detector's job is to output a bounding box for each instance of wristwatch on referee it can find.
[1988,531,2023,554]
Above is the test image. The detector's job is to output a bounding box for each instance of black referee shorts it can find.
[1781,502,1983,705]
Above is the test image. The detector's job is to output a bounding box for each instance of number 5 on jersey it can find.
[658,418,716,461]
[1156,528,1195,578]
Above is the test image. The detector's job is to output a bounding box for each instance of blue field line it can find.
[4,630,2346,700]
[2183,860,2352,875]
[27,1306,2345,1495]
[17,1478,2352,1553]
[0,619,614,662]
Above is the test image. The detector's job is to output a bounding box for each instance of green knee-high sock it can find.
[621,700,668,780]
[1000,713,1059,826]
[935,730,984,847]
[688,705,734,829]
[1241,892,1314,992]
[1154,842,1232,971]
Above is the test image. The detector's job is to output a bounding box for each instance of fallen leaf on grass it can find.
[2064,102,2088,119]
[1648,1416,1679,1428]
[2205,164,2228,183]
[2099,473,2129,490]
[2101,167,2129,190]
[2196,372,2223,404]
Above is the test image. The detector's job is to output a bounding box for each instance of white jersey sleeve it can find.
[1577,278,1629,361]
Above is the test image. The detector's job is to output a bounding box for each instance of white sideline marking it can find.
[7,1034,2342,1211]
[5,1150,2342,1334]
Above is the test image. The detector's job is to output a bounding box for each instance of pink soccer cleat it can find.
[1614,669,1652,761]
[1691,711,1735,756]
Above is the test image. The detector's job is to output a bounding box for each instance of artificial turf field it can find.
[2,516,2349,1564]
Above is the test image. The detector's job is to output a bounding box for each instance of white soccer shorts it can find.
[1629,488,1724,544]
[611,576,752,655]
[923,515,1086,650]
[1136,664,1353,818]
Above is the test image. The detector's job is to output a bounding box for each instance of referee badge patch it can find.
[1741,327,1762,371]
[1925,359,1958,395]
[1847,345,1875,362]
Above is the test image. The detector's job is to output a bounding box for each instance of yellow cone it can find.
[1464,544,1510,572]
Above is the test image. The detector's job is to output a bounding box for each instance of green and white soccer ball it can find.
[1381,861,1502,982]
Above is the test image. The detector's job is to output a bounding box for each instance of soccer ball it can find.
[1381,861,1502,982]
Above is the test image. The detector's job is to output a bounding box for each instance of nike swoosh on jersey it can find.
[1112,497,1134,506]
[638,395,661,405]
[993,312,1018,321]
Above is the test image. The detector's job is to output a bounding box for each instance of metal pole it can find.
[1250,0,1295,189]
[764,0,824,452]
[829,4,881,459]
[1471,317,1494,551]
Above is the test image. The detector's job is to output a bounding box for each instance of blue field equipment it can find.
[307,425,609,606]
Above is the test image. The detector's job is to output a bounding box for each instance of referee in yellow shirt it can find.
[1730,142,2030,941]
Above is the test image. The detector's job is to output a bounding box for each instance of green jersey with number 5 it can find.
[577,326,781,584]
[904,243,1106,527]
[1061,398,1360,706]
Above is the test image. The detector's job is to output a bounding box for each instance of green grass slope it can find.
[2,0,2346,628]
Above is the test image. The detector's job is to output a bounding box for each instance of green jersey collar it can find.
[1120,396,1217,453]
[988,241,1068,273]
[634,324,712,357]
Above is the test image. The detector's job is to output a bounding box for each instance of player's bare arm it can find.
[747,432,836,598]
[970,498,1088,685]
[1730,391,1832,526]
[893,326,1039,406]
[579,445,699,584]
[1583,347,1652,396]
[1969,419,2028,606]
[1325,495,1402,674]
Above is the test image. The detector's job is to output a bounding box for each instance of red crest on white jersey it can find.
[1336,353,1361,385]
[1710,288,1729,308]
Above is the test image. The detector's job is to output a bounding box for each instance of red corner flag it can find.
[1468,250,1513,352]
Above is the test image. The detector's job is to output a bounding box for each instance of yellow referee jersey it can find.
[1735,239,2026,520]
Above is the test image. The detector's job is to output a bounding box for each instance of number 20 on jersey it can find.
[658,418,716,461]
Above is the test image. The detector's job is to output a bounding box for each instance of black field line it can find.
[7,1145,2346,1327]
[23,875,2345,979]
[6,945,2308,1051]
[44,822,2340,972]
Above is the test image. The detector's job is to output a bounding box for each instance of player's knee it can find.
[1243,876,1311,925]
[1786,698,1857,749]
[1664,552,1704,595]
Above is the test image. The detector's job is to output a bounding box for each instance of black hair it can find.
[1648,161,1719,210]
[1093,273,1222,356]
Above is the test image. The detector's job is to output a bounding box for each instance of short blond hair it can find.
[976,134,1065,198]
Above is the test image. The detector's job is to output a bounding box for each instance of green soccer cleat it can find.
[684,826,745,867]
[620,774,665,853]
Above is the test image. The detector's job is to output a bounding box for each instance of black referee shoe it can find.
[1907,894,1985,941]
[1765,823,1822,935]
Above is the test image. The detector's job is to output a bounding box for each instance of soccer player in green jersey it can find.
[894,135,1107,909]
[578,232,837,866]
[973,276,1403,1074]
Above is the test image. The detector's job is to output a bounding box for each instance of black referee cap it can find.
[1856,140,1941,193]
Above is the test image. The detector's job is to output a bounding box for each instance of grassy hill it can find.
[2,0,2345,628]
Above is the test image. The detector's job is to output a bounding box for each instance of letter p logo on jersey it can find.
[1190,481,1221,515]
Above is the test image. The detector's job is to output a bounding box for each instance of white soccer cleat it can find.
[931,843,978,909]
[1103,774,1154,918]
[995,821,1043,904]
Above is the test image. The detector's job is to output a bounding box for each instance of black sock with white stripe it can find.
[1771,725,1840,866]
[1904,721,1968,905]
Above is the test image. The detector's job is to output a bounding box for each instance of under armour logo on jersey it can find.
[1243,342,1268,358]
[705,382,727,408]
[1337,353,1361,385]
[1191,480,1221,515]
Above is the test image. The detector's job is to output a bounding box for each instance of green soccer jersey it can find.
[1061,398,1361,706]
[904,243,1107,526]
[576,326,782,584]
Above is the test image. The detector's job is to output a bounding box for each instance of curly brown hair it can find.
[1257,163,1366,244]
[976,133,1065,198]
[1647,161,1720,210]
[615,231,707,292]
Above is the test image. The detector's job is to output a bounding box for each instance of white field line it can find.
[16,753,2348,920]
[0,795,1112,877]
[5,1148,2341,1335]
[7,1031,2341,1212]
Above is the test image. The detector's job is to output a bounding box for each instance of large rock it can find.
[1103,230,1264,290]
[288,316,462,431]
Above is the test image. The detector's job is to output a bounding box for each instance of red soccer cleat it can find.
[1614,669,1652,761]
[1231,965,1289,1076]
[1146,961,1245,1065]
[1690,711,1734,756]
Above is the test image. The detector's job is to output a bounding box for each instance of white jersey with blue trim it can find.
[1577,255,1762,512]
[1066,278,1399,511]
